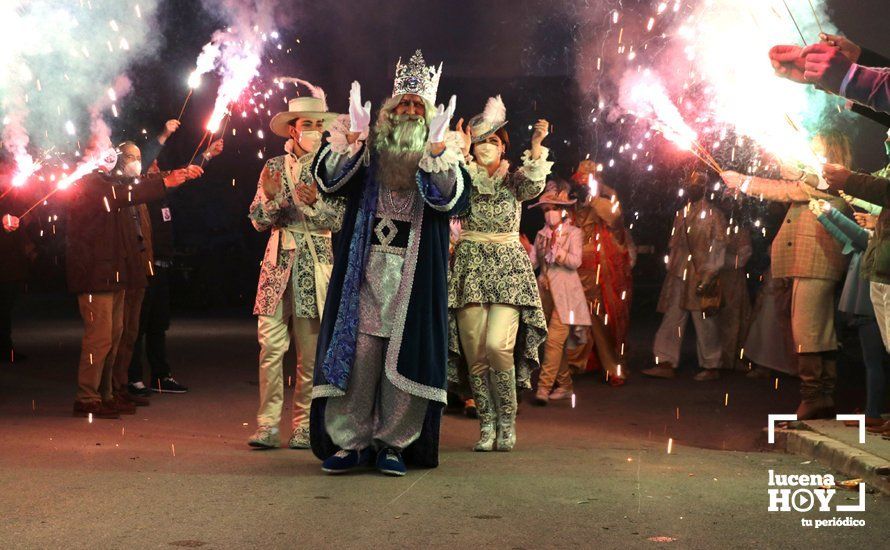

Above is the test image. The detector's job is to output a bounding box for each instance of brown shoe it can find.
[795,399,833,421]
[107,396,136,415]
[73,400,120,419]
[641,364,676,379]
[120,391,150,407]
[843,417,884,428]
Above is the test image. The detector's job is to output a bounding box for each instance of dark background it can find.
[6,0,890,313]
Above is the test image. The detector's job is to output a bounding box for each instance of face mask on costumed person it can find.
[545,210,563,227]
[298,130,323,153]
[123,160,142,178]
[474,142,500,165]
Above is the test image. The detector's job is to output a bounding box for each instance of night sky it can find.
[10,0,890,306]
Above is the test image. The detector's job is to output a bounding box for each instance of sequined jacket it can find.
[249,153,344,318]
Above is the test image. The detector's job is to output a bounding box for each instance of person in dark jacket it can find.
[126,121,223,396]
[67,143,202,419]
[1,211,34,362]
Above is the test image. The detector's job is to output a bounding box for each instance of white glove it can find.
[428,95,456,144]
[348,81,371,134]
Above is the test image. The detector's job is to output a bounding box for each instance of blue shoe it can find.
[376,447,407,477]
[321,448,371,474]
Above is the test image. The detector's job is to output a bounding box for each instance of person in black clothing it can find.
[127,122,224,395]
[0,211,34,363]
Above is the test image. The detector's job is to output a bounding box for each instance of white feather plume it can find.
[481,95,507,125]
[276,77,328,110]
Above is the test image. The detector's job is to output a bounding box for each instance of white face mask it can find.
[298,130,323,153]
[123,160,141,178]
[545,210,563,227]
[474,142,500,165]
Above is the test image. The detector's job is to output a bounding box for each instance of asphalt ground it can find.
[1,306,887,549]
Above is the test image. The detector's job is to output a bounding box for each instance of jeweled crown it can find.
[392,49,442,105]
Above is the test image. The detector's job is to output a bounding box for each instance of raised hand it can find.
[205,139,224,159]
[2,214,20,233]
[164,165,204,188]
[801,43,853,93]
[429,95,457,144]
[769,45,807,84]
[822,163,852,188]
[720,170,745,190]
[348,81,372,134]
[819,33,861,63]
[531,119,550,145]
[455,117,471,157]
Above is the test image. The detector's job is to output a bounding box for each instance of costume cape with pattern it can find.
[308,140,470,467]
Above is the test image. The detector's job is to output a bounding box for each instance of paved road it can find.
[1,315,886,548]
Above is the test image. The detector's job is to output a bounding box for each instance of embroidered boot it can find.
[492,368,517,452]
[469,373,496,452]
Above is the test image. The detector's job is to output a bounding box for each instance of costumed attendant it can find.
[310,51,470,476]
[716,206,753,372]
[567,163,635,386]
[530,190,592,404]
[247,84,344,449]
[643,171,727,381]
[721,131,853,419]
[448,96,551,452]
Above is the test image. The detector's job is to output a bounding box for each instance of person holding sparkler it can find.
[67,144,203,419]
[247,86,344,450]
[530,189,591,405]
[809,196,885,429]
[447,95,551,451]
[721,131,853,419]
[644,171,728,381]
[128,127,223,398]
[309,50,470,476]
[566,163,635,386]
[1,210,35,363]
[820,136,890,434]
[770,34,890,115]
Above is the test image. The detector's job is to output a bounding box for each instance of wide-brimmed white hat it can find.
[270,96,339,137]
[528,189,576,209]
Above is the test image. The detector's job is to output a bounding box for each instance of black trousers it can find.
[129,266,171,382]
[0,282,21,354]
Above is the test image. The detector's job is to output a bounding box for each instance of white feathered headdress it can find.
[468,95,508,143]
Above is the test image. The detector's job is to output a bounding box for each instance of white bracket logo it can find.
[767,414,866,444]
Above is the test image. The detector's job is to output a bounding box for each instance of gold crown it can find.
[392,49,442,105]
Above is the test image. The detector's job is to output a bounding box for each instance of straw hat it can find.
[528,189,576,209]
[270,96,339,138]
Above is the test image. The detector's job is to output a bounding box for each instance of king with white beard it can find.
[310,50,470,476]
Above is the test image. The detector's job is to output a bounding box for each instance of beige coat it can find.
[657,200,728,313]
[532,223,592,326]
[744,179,849,281]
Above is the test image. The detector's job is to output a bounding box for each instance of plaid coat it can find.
[746,179,850,281]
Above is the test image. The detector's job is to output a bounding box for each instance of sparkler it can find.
[781,0,807,45]
[806,0,825,36]
[18,160,98,218]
